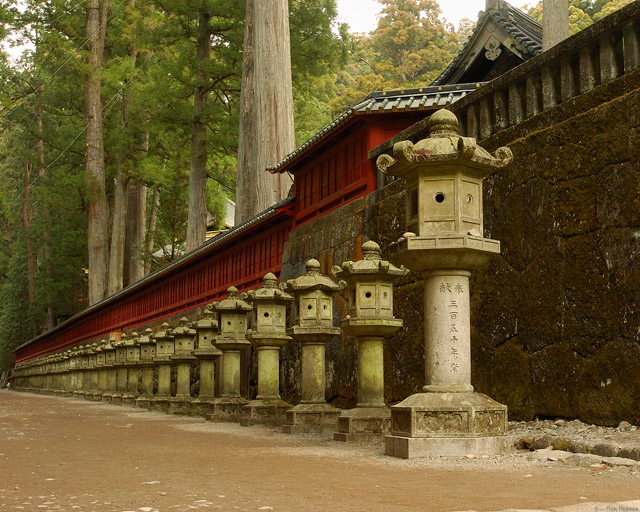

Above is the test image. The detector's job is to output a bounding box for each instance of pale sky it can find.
[336,0,533,33]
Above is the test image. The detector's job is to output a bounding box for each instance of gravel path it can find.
[1,390,639,512]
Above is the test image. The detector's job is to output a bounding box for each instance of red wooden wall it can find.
[15,112,427,363]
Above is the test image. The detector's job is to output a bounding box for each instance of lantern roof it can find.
[172,317,196,337]
[153,322,174,341]
[195,305,218,330]
[212,286,253,312]
[334,241,408,279]
[377,109,513,179]
[286,259,343,293]
[246,274,293,304]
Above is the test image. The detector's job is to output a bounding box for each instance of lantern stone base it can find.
[91,392,103,401]
[149,396,170,412]
[122,394,137,406]
[135,396,152,409]
[282,403,341,435]
[101,392,114,403]
[240,398,292,427]
[168,397,192,415]
[111,393,123,405]
[385,434,513,458]
[384,392,511,458]
[205,397,249,422]
[190,398,215,417]
[333,407,391,443]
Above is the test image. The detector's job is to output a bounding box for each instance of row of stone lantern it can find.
[12,243,409,441]
[13,109,514,458]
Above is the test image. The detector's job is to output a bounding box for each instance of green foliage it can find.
[525,0,632,33]
[330,0,459,115]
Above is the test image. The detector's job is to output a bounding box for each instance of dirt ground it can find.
[0,391,639,512]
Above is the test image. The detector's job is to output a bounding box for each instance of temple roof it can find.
[268,83,480,174]
[432,0,542,86]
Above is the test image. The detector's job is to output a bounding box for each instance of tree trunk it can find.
[22,140,36,307]
[144,186,160,275]
[107,171,127,295]
[36,95,56,330]
[126,180,146,283]
[84,0,110,305]
[542,0,569,50]
[186,8,211,252]
[235,0,295,225]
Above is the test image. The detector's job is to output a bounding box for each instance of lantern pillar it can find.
[135,329,157,409]
[102,337,118,403]
[112,333,129,405]
[378,108,513,458]
[191,306,223,416]
[241,273,293,427]
[282,259,343,434]
[150,323,175,413]
[207,287,252,422]
[123,332,141,406]
[169,318,197,415]
[332,241,408,443]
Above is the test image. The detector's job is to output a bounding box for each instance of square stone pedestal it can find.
[385,434,513,458]
[168,397,192,415]
[205,397,249,422]
[190,398,215,417]
[122,394,137,406]
[101,392,114,403]
[333,407,390,443]
[135,397,151,409]
[282,403,340,435]
[110,393,123,405]
[384,392,512,458]
[240,399,291,427]
[149,397,170,413]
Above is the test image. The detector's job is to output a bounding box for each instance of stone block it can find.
[333,407,390,443]
[282,403,340,435]
[240,399,291,427]
[385,434,513,459]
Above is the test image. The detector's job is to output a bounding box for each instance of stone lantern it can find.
[71,346,83,397]
[79,345,90,398]
[62,350,73,396]
[377,108,512,458]
[241,273,294,427]
[208,286,252,422]
[192,306,223,416]
[332,240,408,442]
[151,322,174,412]
[282,259,343,434]
[86,342,99,400]
[94,340,107,400]
[102,336,117,402]
[123,332,141,405]
[135,328,156,409]
[170,318,196,414]
[112,333,129,405]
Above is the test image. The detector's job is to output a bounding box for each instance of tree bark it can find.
[235,0,295,225]
[84,0,110,305]
[22,140,36,308]
[107,171,127,295]
[125,180,146,283]
[186,8,211,252]
[36,94,56,330]
[542,0,569,51]
[144,185,160,275]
